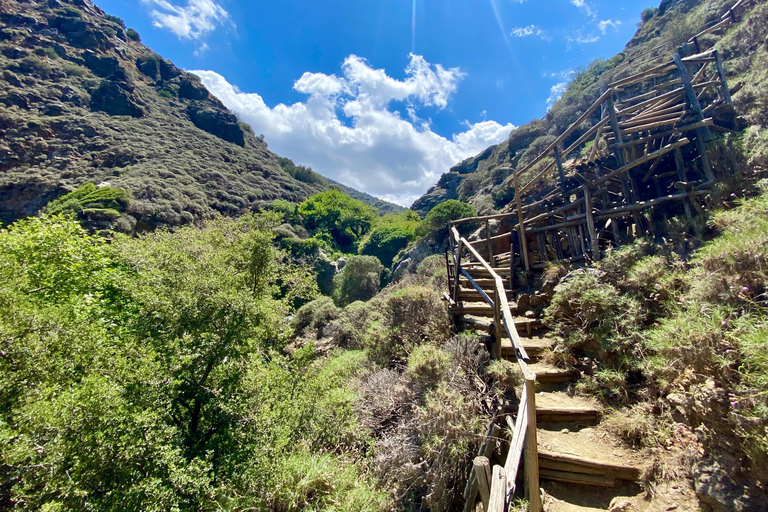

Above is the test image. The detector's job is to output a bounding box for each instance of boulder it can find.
[693,458,761,512]
[83,51,120,77]
[90,80,143,117]
[186,103,244,147]
[392,239,435,282]
[178,77,209,100]
[2,46,27,59]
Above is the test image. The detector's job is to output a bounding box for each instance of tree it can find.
[358,210,421,267]
[332,255,384,306]
[298,189,377,253]
[416,200,477,245]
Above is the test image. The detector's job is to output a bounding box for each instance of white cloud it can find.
[510,24,548,39]
[191,55,514,206]
[547,81,568,108]
[193,42,209,57]
[142,0,233,39]
[570,0,595,17]
[598,19,621,34]
[575,34,600,43]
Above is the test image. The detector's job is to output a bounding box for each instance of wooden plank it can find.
[714,50,732,105]
[608,62,676,90]
[505,389,528,495]
[487,466,507,512]
[554,146,566,193]
[502,87,614,192]
[514,170,531,271]
[538,451,641,481]
[474,456,492,511]
[524,378,541,512]
[460,268,495,308]
[593,138,691,187]
[539,468,615,487]
[616,87,684,117]
[584,186,600,261]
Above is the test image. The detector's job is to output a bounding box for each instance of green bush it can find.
[44,183,130,221]
[299,189,377,253]
[126,28,141,42]
[104,14,126,28]
[332,255,384,306]
[278,157,326,184]
[292,296,340,337]
[641,7,659,23]
[365,285,450,365]
[416,199,477,245]
[407,344,452,389]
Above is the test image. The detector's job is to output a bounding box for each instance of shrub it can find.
[365,285,450,366]
[545,271,646,369]
[104,14,126,28]
[359,225,414,268]
[332,255,384,306]
[407,344,452,389]
[44,183,130,220]
[292,296,339,337]
[416,199,477,245]
[299,189,377,253]
[278,157,326,184]
[126,28,140,42]
[640,7,659,23]
[16,56,52,78]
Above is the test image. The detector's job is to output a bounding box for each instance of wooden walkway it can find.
[446,2,755,510]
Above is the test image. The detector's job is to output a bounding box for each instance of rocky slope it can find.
[412,0,768,216]
[0,0,400,231]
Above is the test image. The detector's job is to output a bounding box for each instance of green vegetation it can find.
[546,187,768,481]
[333,255,384,306]
[126,28,140,41]
[298,189,378,253]
[278,156,326,184]
[0,213,389,510]
[104,14,126,29]
[44,183,130,219]
[358,210,420,267]
[416,199,477,244]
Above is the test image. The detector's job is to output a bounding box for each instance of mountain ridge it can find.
[0,0,401,231]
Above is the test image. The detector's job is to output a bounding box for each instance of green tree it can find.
[416,199,477,245]
[358,210,421,267]
[298,189,377,253]
[332,255,384,306]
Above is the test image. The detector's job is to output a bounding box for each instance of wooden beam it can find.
[487,466,507,512]
[474,457,492,511]
[584,186,600,261]
[514,171,530,272]
[593,138,691,187]
[524,378,541,512]
[554,146,567,193]
[714,50,733,105]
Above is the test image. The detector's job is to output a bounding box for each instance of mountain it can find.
[411,0,767,215]
[0,0,401,232]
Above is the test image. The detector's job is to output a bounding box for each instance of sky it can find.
[96,0,656,206]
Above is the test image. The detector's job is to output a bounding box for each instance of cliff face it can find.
[0,0,400,231]
[411,0,766,216]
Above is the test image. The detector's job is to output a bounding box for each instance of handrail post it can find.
[474,456,492,511]
[584,186,600,262]
[714,50,732,105]
[513,171,530,271]
[524,377,541,512]
[487,465,507,512]
[492,286,502,360]
[554,145,567,193]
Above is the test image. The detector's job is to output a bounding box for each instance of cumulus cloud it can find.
[191,55,514,206]
[142,0,233,39]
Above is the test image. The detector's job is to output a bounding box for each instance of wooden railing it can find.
[449,226,540,512]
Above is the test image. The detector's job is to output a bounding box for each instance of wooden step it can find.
[462,266,512,277]
[539,451,641,483]
[500,337,551,358]
[461,315,544,331]
[539,468,614,487]
[457,288,516,301]
[536,407,600,424]
[533,367,580,384]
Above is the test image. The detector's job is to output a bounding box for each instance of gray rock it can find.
[608,498,632,512]
[83,51,120,77]
[391,239,436,282]
[186,102,244,147]
[693,458,764,512]
[90,80,143,117]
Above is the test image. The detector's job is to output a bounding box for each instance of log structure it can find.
[448,2,753,510]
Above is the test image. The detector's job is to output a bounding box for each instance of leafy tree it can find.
[416,199,477,245]
[358,210,421,267]
[332,255,384,306]
[298,189,377,253]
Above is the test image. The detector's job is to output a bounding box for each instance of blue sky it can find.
[96,0,655,205]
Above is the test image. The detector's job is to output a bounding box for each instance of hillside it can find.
[0,0,400,231]
[412,0,768,216]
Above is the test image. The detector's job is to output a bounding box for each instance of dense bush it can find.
[358,210,420,267]
[44,182,130,219]
[278,157,326,185]
[126,28,140,41]
[292,296,340,337]
[416,199,477,245]
[332,255,384,306]
[299,189,377,253]
[0,214,382,510]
